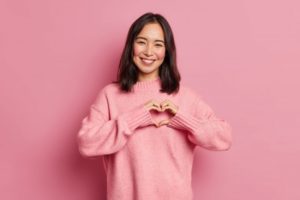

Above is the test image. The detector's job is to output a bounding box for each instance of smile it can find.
[140,58,155,65]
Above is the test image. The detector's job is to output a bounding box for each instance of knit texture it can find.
[77,77,232,200]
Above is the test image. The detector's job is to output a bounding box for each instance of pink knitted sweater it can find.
[77,77,232,200]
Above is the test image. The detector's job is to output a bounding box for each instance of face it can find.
[133,23,166,81]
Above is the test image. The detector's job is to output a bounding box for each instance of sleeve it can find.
[167,96,233,151]
[77,87,153,157]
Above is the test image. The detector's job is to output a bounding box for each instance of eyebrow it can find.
[135,36,165,43]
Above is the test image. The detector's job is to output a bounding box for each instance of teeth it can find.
[142,58,154,64]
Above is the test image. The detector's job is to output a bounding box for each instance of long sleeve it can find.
[167,97,232,151]
[77,88,153,157]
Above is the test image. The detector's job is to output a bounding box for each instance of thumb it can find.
[159,119,170,126]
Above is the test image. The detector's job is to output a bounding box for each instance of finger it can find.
[154,121,161,127]
[145,100,162,111]
[159,119,170,126]
[151,103,162,112]
[161,104,176,114]
[161,101,178,114]
[160,100,175,110]
[160,99,170,107]
[160,102,170,111]
[150,106,162,112]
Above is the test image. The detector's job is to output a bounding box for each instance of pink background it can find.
[1,0,300,199]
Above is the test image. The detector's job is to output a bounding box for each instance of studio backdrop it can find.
[0,0,299,199]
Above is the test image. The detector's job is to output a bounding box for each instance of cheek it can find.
[133,44,143,57]
[156,49,166,60]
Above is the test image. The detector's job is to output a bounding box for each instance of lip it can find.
[140,57,156,65]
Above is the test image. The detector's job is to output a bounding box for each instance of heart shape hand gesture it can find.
[144,99,178,127]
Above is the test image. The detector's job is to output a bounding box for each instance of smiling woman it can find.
[116,12,180,94]
[133,23,166,81]
[77,12,233,200]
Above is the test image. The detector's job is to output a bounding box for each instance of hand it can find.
[155,119,170,127]
[144,99,178,127]
[144,99,178,114]
[144,99,162,112]
[160,99,178,115]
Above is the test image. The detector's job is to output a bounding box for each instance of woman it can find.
[77,12,232,200]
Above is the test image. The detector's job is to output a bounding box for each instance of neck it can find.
[133,77,161,92]
[137,73,159,82]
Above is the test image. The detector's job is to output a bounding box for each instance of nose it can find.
[143,44,153,56]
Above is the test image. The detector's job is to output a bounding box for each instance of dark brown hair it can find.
[113,12,181,94]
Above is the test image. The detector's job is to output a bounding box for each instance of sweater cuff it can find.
[167,107,205,133]
[118,104,153,136]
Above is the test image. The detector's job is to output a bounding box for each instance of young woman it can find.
[77,12,232,200]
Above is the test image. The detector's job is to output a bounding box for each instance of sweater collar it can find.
[133,77,162,92]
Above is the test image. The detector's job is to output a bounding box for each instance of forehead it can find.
[136,23,165,41]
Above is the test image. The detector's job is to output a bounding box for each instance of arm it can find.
[167,97,232,151]
[77,88,153,157]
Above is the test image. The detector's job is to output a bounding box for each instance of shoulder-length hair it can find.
[113,12,181,94]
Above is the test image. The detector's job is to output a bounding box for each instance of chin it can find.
[139,68,158,74]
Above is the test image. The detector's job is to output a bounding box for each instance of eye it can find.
[136,41,145,45]
[155,43,164,47]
